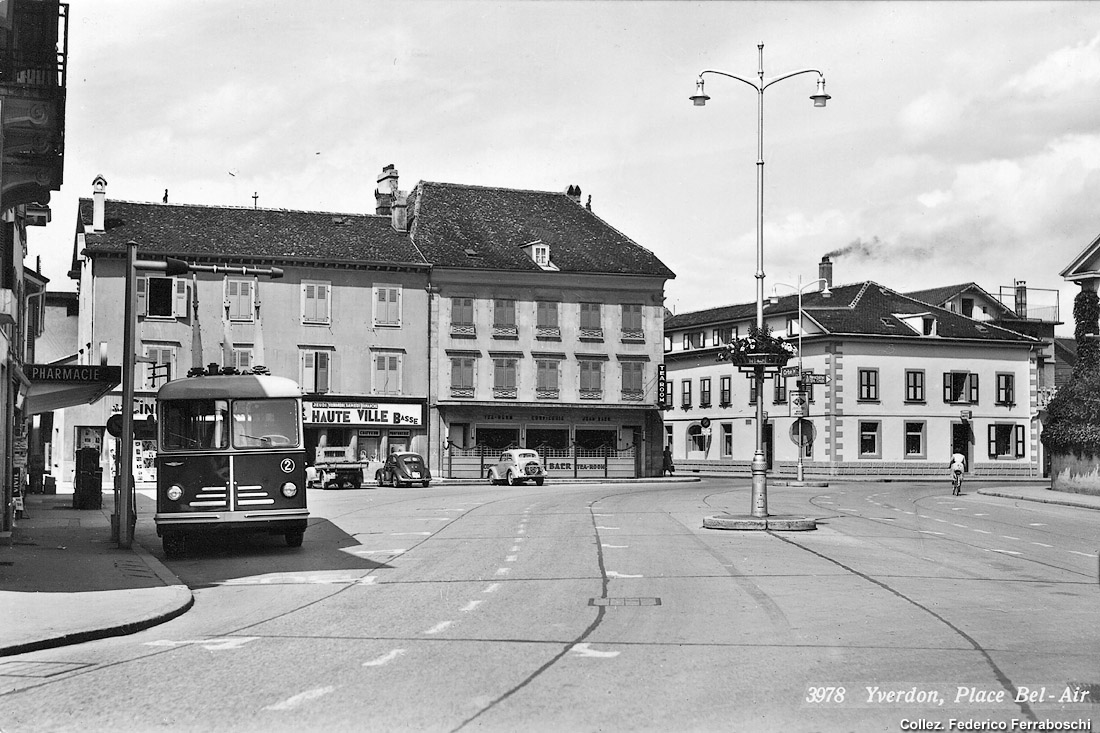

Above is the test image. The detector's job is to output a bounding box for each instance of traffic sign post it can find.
[804,374,830,385]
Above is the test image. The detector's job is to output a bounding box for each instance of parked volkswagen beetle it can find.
[375,451,431,487]
[487,449,546,486]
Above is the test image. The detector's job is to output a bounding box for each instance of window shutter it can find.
[969,373,979,404]
[316,351,330,393]
[318,284,329,321]
[943,373,952,403]
[302,352,315,391]
[136,276,147,316]
[987,424,996,458]
[1015,425,1025,458]
[302,284,312,321]
[174,278,189,318]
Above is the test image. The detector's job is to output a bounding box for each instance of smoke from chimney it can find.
[825,236,931,261]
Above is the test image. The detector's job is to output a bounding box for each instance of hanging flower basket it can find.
[717,325,796,367]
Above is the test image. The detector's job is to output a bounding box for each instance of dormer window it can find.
[521,239,559,271]
[893,312,937,337]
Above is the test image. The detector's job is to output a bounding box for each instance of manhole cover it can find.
[589,597,661,607]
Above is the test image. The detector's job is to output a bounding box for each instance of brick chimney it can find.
[375,164,398,215]
[391,191,407,232]
[819,255,833,291]
[92,174,107,232]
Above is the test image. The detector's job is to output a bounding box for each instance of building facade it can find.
[61,175,431,489]
[407,179,675,479]
[53,168,675,487]
[664,263,1042,479]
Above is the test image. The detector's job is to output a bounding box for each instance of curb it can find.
[702,514,817,531]
[976,489,1100,511]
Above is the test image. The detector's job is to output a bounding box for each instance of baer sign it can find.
[306,400,423,427]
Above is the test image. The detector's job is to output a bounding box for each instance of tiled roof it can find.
[408,181,675,278]
[667,281,1038,344]
[905,283,977,307]
[78,198,428,267]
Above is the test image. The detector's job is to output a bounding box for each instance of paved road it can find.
[0,479,1095,733]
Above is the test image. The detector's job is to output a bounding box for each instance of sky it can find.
[33,0,1100,335]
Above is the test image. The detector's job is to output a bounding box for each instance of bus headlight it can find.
[281,482,298,498]
[166,485,184,501]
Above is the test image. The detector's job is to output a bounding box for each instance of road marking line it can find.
[349,549,406,555]
[424,621,453,634]
[1031,542,1053,548]
[953,524,968,528]
[513,537,525,543]
[263,687,335,711]
[571,643,620,658]
[917,531,944,536]
[510,545,521,552]
[974,513,989,516]
[145,637,258,651]
[973,529,992,534]
[1028,523,1047,526]
[602,544,628,549]
[461,600,484,612]
[483,583,501,593]
[606,571,643,578]
[505,555,518,562]
[989,549,1022,556]
[933,518,948,523]
[1001,536,1020,540]
[517,528,526,534]
[495,567,510,575]
[595,526,620,530]
[363,649,406,667]
[1069,551,1098,558]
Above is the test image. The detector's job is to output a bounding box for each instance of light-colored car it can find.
[487,449,546,486]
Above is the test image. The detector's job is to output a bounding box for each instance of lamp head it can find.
[822,286,832,299]
[769,293,780,305]
[810,77,830,108]
[690,78,710,107]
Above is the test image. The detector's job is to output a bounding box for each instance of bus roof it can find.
[157,374,303,401]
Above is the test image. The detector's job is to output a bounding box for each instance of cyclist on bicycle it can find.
[948,452,966,495]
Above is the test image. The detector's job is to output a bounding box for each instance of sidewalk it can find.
[0,480,1095,658]
[0,490,192,657]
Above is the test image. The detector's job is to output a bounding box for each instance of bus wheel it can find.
[163,531,187,559]
[285,530,304,548]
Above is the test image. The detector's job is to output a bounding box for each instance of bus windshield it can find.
[232,398,300,449]
[161,399,229,450]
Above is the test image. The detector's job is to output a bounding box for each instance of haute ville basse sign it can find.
[306,400,423,427]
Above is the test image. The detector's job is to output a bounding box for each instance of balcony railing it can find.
[535,325,561,339]
[580,388,602,400]
[450,386,474,399]
[493,387,517,399]
[450,323,476,337]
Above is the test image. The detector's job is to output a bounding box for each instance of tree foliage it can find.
[1041,288,1100,457]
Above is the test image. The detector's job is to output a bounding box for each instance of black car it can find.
[375,452,431,487]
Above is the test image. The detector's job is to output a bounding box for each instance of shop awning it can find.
[18,363,122,415]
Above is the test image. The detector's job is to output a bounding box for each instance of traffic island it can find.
[703,513,817,531]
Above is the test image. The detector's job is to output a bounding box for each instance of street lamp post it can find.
[691,43,830,518]
[771,276,831,482]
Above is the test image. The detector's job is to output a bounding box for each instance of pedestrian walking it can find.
[663,446,675,476]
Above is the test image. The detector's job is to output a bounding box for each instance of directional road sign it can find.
[804,374,831,385]
[780,366,800,378]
